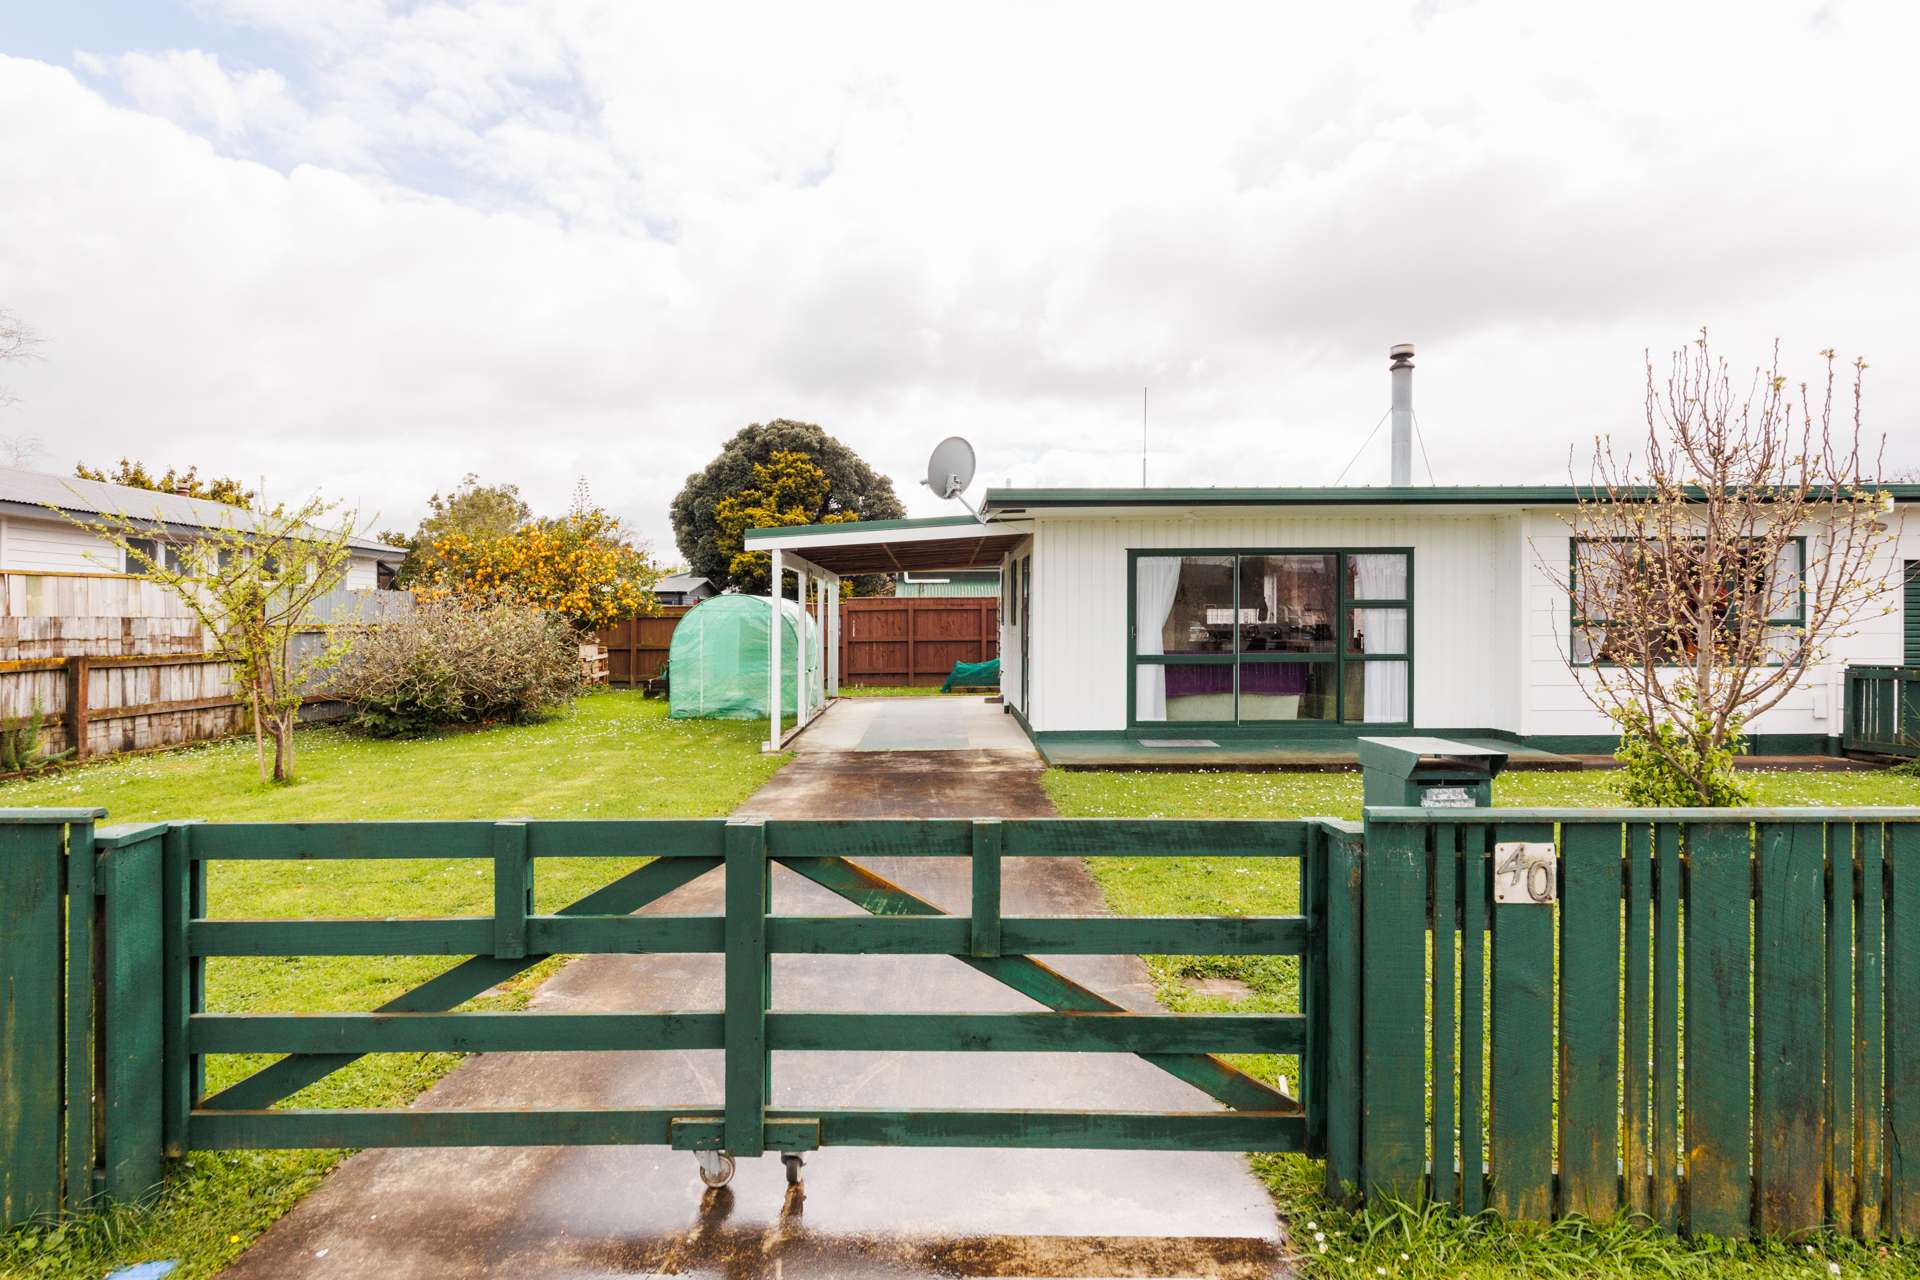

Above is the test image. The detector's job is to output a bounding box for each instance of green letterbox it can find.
[1356,736,1508,809]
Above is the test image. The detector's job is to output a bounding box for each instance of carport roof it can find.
[742,514,1031,576]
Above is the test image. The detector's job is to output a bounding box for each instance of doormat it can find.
[1136,738,1220,748]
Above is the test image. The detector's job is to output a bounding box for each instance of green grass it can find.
[0,690,785,1280]
[838,684,957,697]
[1044,764,1920,1279]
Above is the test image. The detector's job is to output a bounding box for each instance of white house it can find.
[0,465,404,588]
[745,486,1920,762]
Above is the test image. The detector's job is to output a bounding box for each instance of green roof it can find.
[743,513,997,543]
[981,483,1920,511]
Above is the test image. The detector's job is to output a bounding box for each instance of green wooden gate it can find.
[1,811,1322,1223]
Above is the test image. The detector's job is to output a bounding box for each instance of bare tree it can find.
[1559,331,1897,801]
[1,309,44,466]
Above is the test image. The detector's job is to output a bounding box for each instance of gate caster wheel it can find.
[782,1153,806,1186]
[697,1151,736,1188]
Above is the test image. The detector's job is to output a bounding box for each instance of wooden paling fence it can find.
[599,598,1000,689]
[1337,807,1920,1240]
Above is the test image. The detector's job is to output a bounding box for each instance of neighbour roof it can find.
[0,465,403,555]
[656,573,711,593]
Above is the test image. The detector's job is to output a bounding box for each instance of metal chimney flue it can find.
[1389,344,1415,485]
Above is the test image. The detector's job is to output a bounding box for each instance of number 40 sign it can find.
[1493,842,1557,905]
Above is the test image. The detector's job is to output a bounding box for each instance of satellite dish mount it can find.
[921,436,986,523]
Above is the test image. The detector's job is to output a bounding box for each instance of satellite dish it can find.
[923,436,976,500]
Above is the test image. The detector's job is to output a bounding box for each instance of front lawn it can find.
[1044,765,1920,1280]
[0,690,784,1280]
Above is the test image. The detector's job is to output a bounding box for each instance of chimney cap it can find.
[1389,343,1415,363]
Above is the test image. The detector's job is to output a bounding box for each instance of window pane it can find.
[1140,662,1235,722]
[1347,608,1408,656]
[1347,553,1408,601]
[1343,660,1409,723]
[1765,541,1802,621]
[1238,661,1336,722]
[1136,556,1235,655]
[1237,554,1336,653]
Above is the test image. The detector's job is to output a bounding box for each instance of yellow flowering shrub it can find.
[420,508,661,632]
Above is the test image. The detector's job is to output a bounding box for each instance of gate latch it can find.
[1493,842,1557,905]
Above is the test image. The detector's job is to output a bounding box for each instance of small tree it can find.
[67,496,360,782]
[377,473,531,587]
[1561,332,1896,804]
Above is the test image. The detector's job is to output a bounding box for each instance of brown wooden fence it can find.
[599,607,691,686]
[839,597,998,687]
[598,598,999,689]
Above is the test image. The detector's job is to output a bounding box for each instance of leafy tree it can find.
[1561,332,1894,805]
[76,459,256,509]
[377,474,531,586]
[420,505,661,633]
[711,450,856,594]
[672,419,904,594]
[64,496,360,782]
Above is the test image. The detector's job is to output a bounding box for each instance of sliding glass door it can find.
[1130,549,1411,728]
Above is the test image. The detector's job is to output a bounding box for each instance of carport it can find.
[746,515,1033,751]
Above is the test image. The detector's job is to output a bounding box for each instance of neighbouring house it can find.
[892,569,1000,598]
[0,465,404,587]
[653,573,717,607]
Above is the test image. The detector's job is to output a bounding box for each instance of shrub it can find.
[335,599,586,736]
[1610,687,1753,807]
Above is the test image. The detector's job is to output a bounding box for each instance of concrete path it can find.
[223,699,1286,1278]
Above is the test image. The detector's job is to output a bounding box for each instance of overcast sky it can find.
[1,1,1915,557]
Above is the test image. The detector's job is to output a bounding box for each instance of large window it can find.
[1132,549,1410,727]
[1570,538,1804,665]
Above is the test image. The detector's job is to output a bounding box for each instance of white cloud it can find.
[3,0,1919,559]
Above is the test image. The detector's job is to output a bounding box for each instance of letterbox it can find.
[1356,736,1508,810]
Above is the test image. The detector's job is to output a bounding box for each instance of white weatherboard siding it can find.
[998,536,1032,716]
[1026,511,1508,734]
[0,516,123,572]
[1520,509,1919,742]
[345,554,380,591]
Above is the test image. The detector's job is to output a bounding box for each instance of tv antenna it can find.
[921,436,986,523]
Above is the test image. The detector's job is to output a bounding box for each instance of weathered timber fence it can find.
[0,574,412,766]
[1844,665,1920,758]
[1333,807,1920,1241]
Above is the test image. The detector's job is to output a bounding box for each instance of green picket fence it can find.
[1845,666,1920,757]
[1337,807,1920,1241]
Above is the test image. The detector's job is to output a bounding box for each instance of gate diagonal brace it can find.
[777,855,1297,1115]
[200,857,723,1112]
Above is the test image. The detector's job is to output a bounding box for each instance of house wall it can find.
[0,515,123,572]
[346,553,380,591]
[999,537,1033,718]
[1024,506,1920,744]
[1025,511,1508,734]
[1520,509,1920,747]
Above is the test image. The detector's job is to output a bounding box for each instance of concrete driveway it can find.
[222,702,1287,1278]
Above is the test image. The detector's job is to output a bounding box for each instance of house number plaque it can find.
[1493,842,1557,905]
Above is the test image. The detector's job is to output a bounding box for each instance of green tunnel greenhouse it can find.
[667,594,822,720]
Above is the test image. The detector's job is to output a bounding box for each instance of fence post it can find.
[724,818,768,1157]
[65,655,90,761]
[1358,814,1427,1204]
[1323,823,1362,1200]
[0,815,79,1226]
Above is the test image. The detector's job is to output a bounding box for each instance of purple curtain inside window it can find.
[1163,663,1310,697]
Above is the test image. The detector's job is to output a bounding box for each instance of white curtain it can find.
[1135,558,1183,721]
[1352,556,1409,723]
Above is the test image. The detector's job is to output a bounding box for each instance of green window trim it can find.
[1126,547,1414,731]
[1568,536,1806,667]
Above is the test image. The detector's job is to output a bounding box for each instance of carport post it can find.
[767,549,783,751]
[795,565,808,725]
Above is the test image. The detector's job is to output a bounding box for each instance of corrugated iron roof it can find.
[0,465,402,555]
